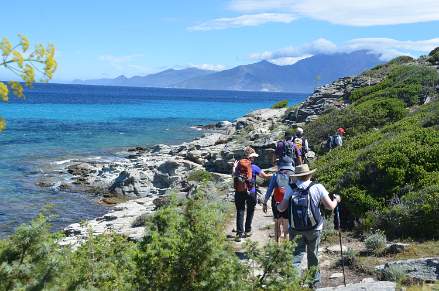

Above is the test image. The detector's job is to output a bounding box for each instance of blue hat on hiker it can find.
[277,156,294,172]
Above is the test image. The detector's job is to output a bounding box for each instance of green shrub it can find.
[380,265,407,283]
[428,47,439,65]
[350,64,438,106]
[365,231,387,255]
[187,169,214,182]
[341,247,358,267]
[271,99,289,109]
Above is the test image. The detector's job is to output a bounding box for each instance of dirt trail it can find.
[225,195,370,288]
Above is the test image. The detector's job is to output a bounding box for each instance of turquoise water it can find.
[0,83,307,236]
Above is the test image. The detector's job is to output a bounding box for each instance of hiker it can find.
[262,156,294,242]
[293,138,303,166]
[233,146,271,242]
[326,127,345,150]
[277,164,341,286]
[273,132,301,168]
[294,127,309,163]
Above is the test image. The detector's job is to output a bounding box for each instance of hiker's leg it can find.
[234,191,246,236]
[280,218,289,240]
[274,219,280,242]
[304,230,322,283]
[244,192,257,233]
[290,230,306,271]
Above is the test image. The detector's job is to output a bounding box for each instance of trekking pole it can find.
[335,205,346,286]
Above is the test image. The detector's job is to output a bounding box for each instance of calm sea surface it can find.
[0,83,307,237]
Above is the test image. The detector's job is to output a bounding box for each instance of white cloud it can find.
[250,38,337,60]
[190,64,226,71]
[250,37,439,63]
[229,0,439,26]
[228,0,294,12]
[98,54,150,75]
[268,56,312,65]
[188,13,295,31]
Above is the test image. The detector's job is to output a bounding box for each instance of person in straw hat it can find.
[277,164,341,287]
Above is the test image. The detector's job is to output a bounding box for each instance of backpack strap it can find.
[305,182,317,226]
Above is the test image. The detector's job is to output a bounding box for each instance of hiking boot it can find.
[235,234,243,242]
[244,231,253,238]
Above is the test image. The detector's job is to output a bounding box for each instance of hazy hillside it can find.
[74,50,384,92]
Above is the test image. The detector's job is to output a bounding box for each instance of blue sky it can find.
[1,0,439,81]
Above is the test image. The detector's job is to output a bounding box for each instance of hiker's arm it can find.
[321,193,341,210]
[264,177,275,204]
[258,170,271,180]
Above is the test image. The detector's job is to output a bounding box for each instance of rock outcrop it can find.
[286,74,382,123]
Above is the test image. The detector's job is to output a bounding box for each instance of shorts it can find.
[271,198,288,219]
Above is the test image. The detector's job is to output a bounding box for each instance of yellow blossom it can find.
[0,82,9,102]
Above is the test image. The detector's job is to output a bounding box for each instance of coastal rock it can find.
[59,197,156,248]
[317,281,395,291]
[286,74,383,123]
[376,257,439,282]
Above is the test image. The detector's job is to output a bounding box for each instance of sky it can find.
[1,0,439,81]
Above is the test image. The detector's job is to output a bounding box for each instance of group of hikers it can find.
[232,127,345,286]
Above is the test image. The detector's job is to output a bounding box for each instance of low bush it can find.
[428,47,439,65]
[1,189,305,290]
[341,247,357,267]
[271,99,288,109]
[380,265,407,283]
[187,169,214,182]
[365,231,387,256]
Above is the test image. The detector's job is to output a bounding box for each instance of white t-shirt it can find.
[282,179,329,231]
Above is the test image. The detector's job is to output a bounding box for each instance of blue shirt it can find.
[250,164,262,193]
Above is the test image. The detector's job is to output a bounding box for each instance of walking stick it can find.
[335,205,346,286]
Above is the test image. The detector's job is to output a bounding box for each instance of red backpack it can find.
[273,172,290,203]
[233,159,252,192]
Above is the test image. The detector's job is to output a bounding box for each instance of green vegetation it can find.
[364,232,387,256]
[271,99,289,109]
[380,265,407,283]
[427,47,439,65]
[187,169,214,182]
[0,188,305,290]
[0,35,57,131]
[307,54,439,239]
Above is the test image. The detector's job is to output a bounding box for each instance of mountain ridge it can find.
[73,50,384,92]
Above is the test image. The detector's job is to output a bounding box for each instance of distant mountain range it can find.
[73,51,384,93]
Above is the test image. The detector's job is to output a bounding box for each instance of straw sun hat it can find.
[291,164,316,177]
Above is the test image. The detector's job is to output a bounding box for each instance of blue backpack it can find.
[288,182,323,231]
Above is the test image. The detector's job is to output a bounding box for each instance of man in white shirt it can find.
[277,164,341,286]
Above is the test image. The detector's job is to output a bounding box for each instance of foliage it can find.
[0,213,63,291]
[364,231,387,256]
[379,265,407,283]
[304,97,407,152]
[0,34,57,132]
[340,247,357,267]
[271,99,289,109]
[187,169,214,183]
[350,64,438,106]
[246,240,303,290]
[427,47,439,65]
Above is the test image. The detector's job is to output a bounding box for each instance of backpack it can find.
[277,140,295,160]
[233,159,252,192]
[326,135,336,150]
[273,172,290,203]
[288,182,323,231]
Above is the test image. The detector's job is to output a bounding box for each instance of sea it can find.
[0,83,307,237]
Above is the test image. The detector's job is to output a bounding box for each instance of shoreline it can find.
[40,107,290,247]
